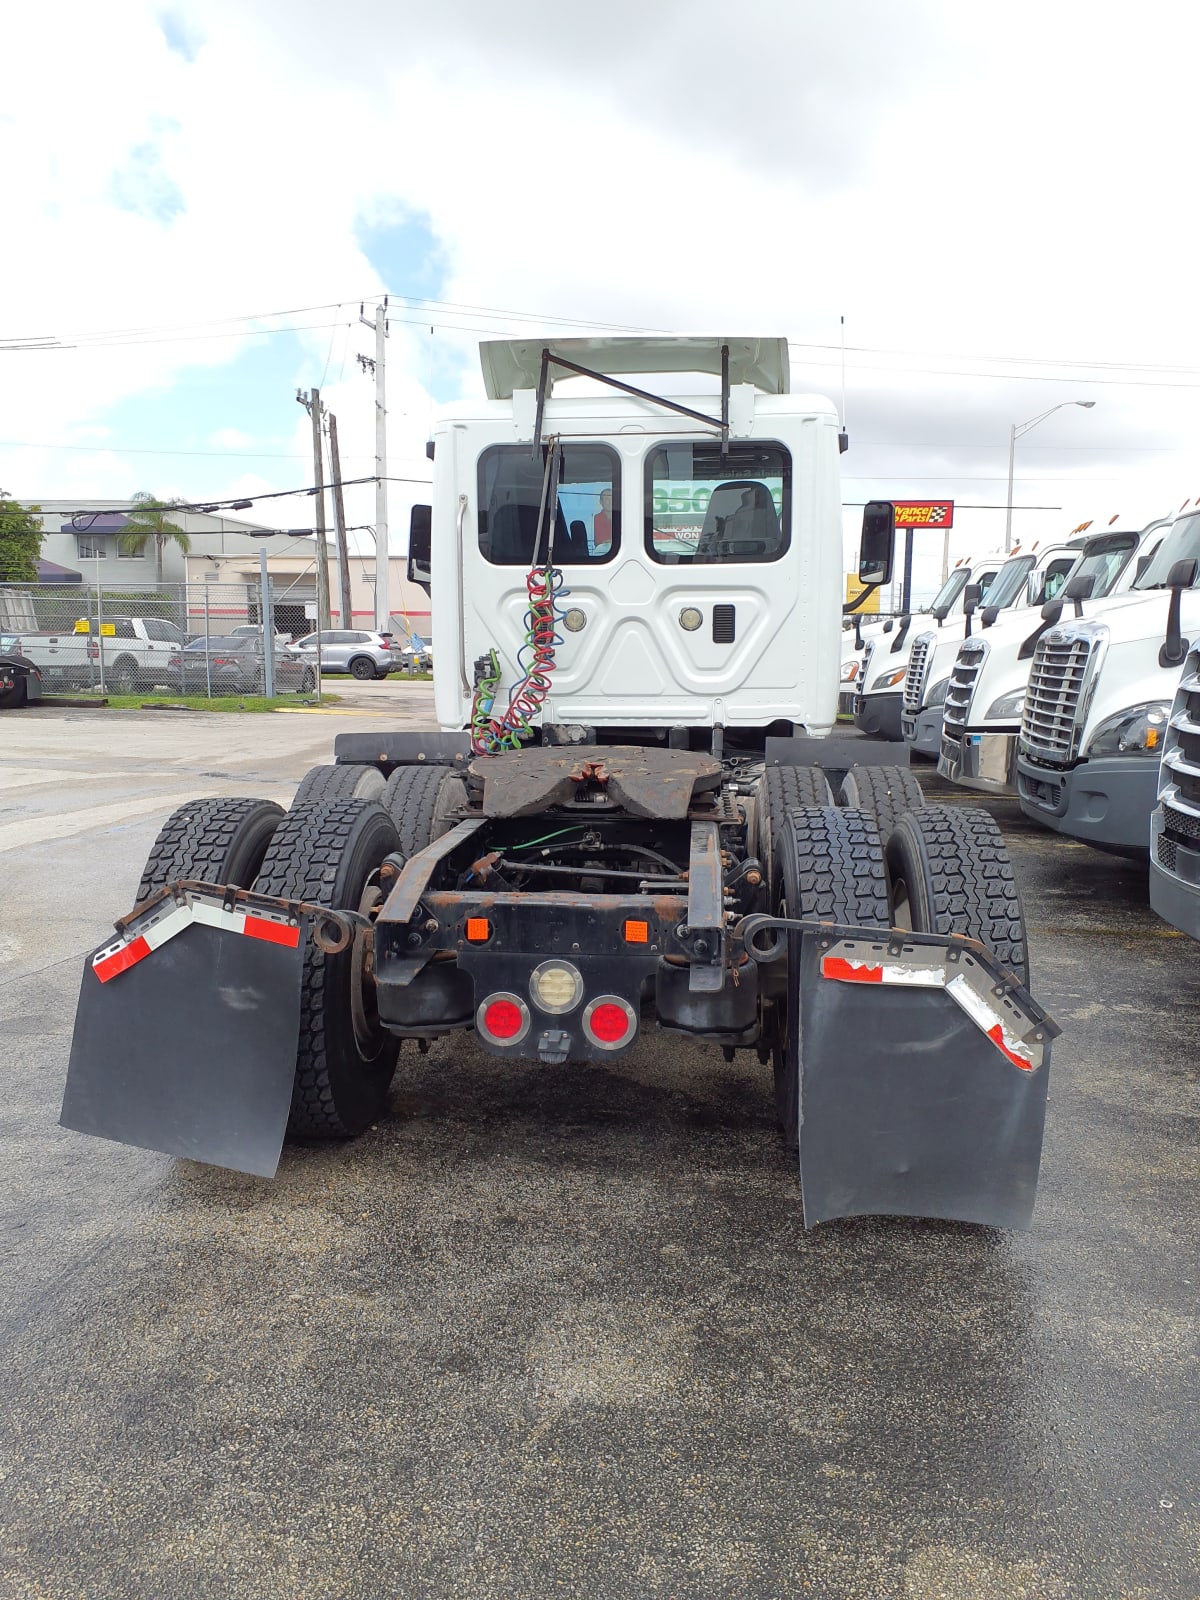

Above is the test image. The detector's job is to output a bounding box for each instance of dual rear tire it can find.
[135,763,459,1146]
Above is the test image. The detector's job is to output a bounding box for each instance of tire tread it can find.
[256,799,400,1137]
[135,797,285,904]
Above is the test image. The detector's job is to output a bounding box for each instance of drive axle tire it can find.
[885,806,1029,986]
[0,679,28,710]
[135,797,286,905]
[756,764,834,884]
[291,762,385,809]
[839,764,924,845]
[380,765,466,852]
[771,806,890,1147]
[256,799,402,1139]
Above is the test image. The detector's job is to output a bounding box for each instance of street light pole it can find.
[1005,400,1096,552]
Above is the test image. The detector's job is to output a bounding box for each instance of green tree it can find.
[0,492,43,583]
[116,492,191,584]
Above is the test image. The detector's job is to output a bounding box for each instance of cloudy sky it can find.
[3,0,1198,600]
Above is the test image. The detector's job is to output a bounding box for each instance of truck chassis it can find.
[62,733,1056,1229]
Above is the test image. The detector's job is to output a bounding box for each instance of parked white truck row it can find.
[858,503,1200,906]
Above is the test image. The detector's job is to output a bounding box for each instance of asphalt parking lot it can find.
[2,696,1198,1599]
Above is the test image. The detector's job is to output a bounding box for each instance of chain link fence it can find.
[0,580,321,699]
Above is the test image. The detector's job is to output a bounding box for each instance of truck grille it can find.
[1158,832,1178,873]
[903,633,935,711]
[942,638,988,736]
[1019,628,1101,766]
[1160,655,1200,812]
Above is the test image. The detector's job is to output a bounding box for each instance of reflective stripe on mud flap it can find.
[798,929,1058,1229]
[820,939,1045,1073]
[92,897,301,983]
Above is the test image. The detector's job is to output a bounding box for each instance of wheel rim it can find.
[349,880,386,1060]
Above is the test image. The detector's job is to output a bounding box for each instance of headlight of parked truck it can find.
[986,688,1026,721]
[925,676,949,709]
[1084,702,1170,757]
[870,665,907,691]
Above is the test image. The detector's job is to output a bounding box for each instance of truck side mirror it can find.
[882,618,894,633]
[1160,559,1197,668]
[1064,572,1095,617]
[858,501,895,586]
[981,605,1000,628]
[407,505,432,592]
[962,582,982,639]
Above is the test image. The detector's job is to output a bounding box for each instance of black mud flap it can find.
[796,928,1058,1230]
[61,913,305,1178]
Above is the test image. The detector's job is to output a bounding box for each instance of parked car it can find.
[170,636,316,695]
[0,611,183,692]
[293,629,402,680]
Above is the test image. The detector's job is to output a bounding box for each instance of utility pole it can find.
[296,386,332,629]
[358,298,389,631]
[327,411,354,630]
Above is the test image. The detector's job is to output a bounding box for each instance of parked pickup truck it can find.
[1,614,186,692]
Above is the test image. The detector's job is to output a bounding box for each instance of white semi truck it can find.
[1015,508,1200,853]
[937,519,1170,794]
[896,539,1098,761]
[852,554,1007,739]
[60,336,1056,1229]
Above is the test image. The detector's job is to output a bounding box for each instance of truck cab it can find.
[1016,509,1200,853]
[937,519,1168,793]
[426,337,845,742]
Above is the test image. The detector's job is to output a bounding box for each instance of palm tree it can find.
[116,492,191,583]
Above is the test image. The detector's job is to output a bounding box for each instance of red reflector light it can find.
[583,996,637,1050]
[484,1000,523,1038]
[477,992,530,1045]
[589,1004,629,1041]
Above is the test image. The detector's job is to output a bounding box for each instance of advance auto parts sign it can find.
[893,500,954,528]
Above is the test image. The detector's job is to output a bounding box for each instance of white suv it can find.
[294,630,401,680]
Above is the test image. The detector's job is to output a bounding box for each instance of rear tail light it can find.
[582,996,637,1050]
[168,654,181,667]
[477,993,530,1045]
[88,640,99,659]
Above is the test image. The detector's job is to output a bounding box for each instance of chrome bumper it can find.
[939,729,1017,794]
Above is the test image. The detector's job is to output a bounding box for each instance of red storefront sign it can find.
[893,500,954,529]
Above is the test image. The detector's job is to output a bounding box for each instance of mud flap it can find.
[796,928,1058,1230]
[61,914,305,1178]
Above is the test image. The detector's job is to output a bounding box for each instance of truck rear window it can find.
[477,443,620,566]
[644,441,790,565]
